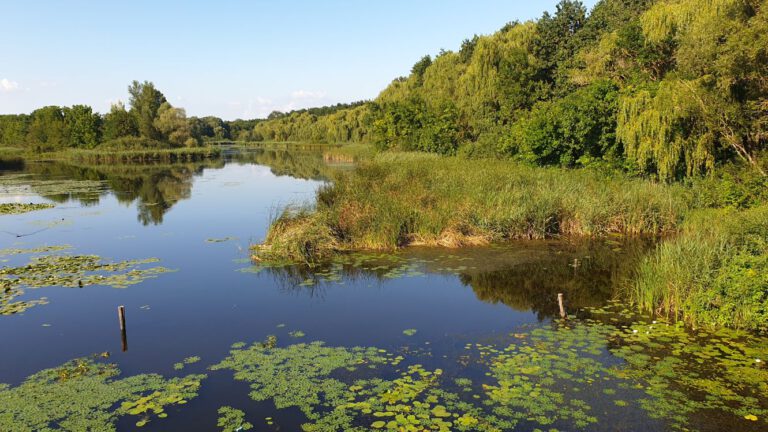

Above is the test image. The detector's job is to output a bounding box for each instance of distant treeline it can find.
[249,0,768,179]
[0,81,259,152]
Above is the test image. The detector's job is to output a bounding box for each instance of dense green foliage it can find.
[0,81,240,152]
[251,0,768,179]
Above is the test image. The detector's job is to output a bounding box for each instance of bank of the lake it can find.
[254,152,768,332]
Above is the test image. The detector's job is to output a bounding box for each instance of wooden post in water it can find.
[557,293,566,319]
[118,305,128,352]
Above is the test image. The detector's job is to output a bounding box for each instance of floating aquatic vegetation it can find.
[0,202,54,215]
[465,303,768,431]
[0,252,172,316]
[402,329,418,336]
[28,218,73,229]
[206,237,238,243]
[0,357,205,431]
[202,305,761,432]
[119,375,204,428]
[210,339,391,425]
[289,330,306,338]
[174,356,202,371]
[217,406,253,431]
[0,173,106,198]
[307,364,497,432]
[0,244,72,257]
[244,251,431,289]
[1,254,172,290]
[0,294,49,315]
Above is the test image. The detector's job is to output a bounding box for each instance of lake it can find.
[1,146,766,432]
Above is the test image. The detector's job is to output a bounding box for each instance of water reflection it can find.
[0,145,338,225]
[250,238,654,319]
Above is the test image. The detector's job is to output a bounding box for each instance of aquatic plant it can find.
[217,406,253,432]
[0,251,172,316]
[0,245,72,256]
[0,357,205,431]
[0,173,106,198]
[0,202,55,215]
[210,339,390,421]
[206,237,238,243]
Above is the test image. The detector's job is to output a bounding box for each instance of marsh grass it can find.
[255,153,691,262]
[322,143,376,163]
[629,205,768,332]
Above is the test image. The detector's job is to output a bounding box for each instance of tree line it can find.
[0,81,257,152]
[251,0,768,179]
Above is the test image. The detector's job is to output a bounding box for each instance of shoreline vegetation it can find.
[252,151,768,332]
[253,153,690,262]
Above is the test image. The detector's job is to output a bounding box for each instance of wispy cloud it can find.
[290,90,327,100]
[231,91,332,119]
[0,78,20,93]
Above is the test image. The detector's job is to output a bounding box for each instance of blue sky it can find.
[1,0,598,120]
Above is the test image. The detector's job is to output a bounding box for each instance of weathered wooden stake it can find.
[118,305,128,351]
[557,293,566,319]
[118,305,126,330]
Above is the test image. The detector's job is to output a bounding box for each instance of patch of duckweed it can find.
[289,330,306,338]
[119,376,204,427]
[308,364,499,432]
[468,303,768,431]
[184,356,201,365]
[0,202,55,215]
[210,338,392,428]
[402,329,418,337]
[217,406,253,431]
[0,252,172,316]
[0,357,205,431]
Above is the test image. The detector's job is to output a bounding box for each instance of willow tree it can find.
[616,0,767,177]
[617,80,717,178]
[457,21,543,136]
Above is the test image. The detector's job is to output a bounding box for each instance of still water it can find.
[1,147,766,432]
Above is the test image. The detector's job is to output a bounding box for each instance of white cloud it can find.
[0,78,20,93]
[290,90,327,100]
[231,92,332,119]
